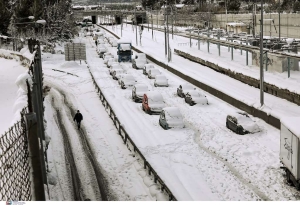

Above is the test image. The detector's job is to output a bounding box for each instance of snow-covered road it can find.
[84,28,300,200]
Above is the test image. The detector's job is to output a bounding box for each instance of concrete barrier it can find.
[174,49,300,107]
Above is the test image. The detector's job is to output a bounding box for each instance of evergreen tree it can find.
[227,0,241,12]
[0,0,12,35]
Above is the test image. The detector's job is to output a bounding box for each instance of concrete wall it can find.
[252,50,299,72]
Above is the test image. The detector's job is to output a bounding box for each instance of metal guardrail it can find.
[86,63,177,201]
[0,107,31,201]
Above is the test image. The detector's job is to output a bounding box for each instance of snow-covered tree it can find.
[0,0,12,35]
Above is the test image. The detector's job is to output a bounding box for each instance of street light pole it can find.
[278,0,281,42]
[135,8,138,46]
[260,0,264,106]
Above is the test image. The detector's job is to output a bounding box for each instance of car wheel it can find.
[142,106,145,111]
[148,109,152,115]
[189,101,194,106]
[237,126,243,135]
[154,84,157,87]
[226,122,229,129]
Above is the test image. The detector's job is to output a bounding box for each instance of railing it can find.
[0,107,31,200]
[86,65,177,201]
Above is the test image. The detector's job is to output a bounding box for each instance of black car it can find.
[226,112,260,135]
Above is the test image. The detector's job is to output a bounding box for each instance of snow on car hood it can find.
[237,115,260,133]
[136,61,146,68]
[136,91,146,97]
[192,96,208,105]
[155,79,168,85]
[123,79,135,86]
[167,119,184,128]
[149,103,164,111]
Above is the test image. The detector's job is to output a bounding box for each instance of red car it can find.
[142,91,165,115]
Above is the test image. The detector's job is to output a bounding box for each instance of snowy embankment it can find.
[0,49,32,135]
[84,28,300,200]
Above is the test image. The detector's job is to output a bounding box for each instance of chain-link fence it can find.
[0,107,31,201]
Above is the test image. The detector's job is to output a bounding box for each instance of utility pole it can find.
[151,8,153,39]
[278,0,281,42]
[260,0,264,106]
[164,2,167,58]
[135,8,138,46]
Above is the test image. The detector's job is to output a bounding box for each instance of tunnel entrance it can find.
[115,16,121,24]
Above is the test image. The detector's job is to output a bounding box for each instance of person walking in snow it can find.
[74,110,83,129]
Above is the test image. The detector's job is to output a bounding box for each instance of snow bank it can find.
[60,61,80,68]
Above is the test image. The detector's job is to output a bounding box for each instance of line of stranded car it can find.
[97,35,260,134]
[93,28,300,189]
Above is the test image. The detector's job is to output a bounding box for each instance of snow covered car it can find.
[120,74,136,89]
[177,84,196,98]
[226,112,260,135]
[148,69,161,79]
[107,58,118,67]
[104,56,114,64]
[184,90,208,105]
[109,64,123,75]
[132,84,148,102]
[110,39,118,47]
[142,91,165,115]
[97,45,107,58]
[159,107,185,130]
[143,63,155,75]
[102,52,113,59]
[132,53,147,69]
[112,69,125,80]
[154,75,168,87]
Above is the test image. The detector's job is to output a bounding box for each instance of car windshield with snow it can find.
[112,69,125,80]
[148,69,161,79]
[159,107,184,130]
[132,53,147,69]
[143,64,155,75]
[120,74,136,89]
[226,112,260,135]
[154,75,168,87]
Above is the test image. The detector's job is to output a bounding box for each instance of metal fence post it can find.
[189,30,191,47]
[207,34,210,53]
[218,34,220,56]
[198,29,200,50]
[231,39,233,61]
[265,52,268,71]
[24,112,46,200]
[288,49,290,78]
[246,41,249,66]
[240,42,242,55]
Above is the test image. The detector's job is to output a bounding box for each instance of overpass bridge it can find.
[73,10,147,24]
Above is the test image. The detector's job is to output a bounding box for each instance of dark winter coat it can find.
[74,113,83,122]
